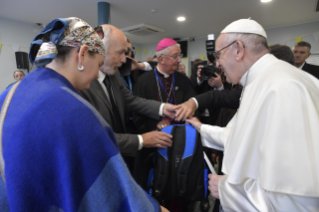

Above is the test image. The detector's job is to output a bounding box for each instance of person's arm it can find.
[200,124,225,151]
[212,175,274,212]
[196,89,242,110]
[115,131,173,157]
[210,174,318,212]
[116,72,174,119]
[175,89,242,121]
[114,133,139,157]
[131,60,156,71]
[186,116,235,151]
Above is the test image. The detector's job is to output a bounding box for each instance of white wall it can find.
[131,44,142,62]
[0,18,43,92]
[266,21,319,53]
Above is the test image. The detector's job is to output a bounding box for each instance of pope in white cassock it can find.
[175,19,319,211]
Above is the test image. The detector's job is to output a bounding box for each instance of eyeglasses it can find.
[213,41,236,60]
[162,54,183,60]
[77,26,104,52]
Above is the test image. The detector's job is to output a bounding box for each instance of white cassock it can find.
[201,54,319,211]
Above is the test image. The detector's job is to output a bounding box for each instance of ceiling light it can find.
[177,17,186,22]
[261,0,272,2]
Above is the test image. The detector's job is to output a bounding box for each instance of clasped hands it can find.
[151,100,199,149]
[160,100,200,129]
[162,98,196,120]
[142,101,197,149]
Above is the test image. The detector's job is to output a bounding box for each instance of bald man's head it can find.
[100,25,127,75]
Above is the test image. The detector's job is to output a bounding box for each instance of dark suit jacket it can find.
[302,62,319,80]
[80,71,161,157]
[195,88,242,110]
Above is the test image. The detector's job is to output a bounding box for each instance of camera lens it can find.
[200,64,220,80]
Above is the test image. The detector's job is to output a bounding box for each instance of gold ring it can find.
[161,125,164,128]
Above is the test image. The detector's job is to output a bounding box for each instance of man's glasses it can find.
[77,26,104,52]
[162,54,183,60]
[213,41,236,60]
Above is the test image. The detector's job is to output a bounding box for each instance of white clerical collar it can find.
[240,53,271,86]
[298,62,305,70]
[98,70,106,84]
[156,66,170,78]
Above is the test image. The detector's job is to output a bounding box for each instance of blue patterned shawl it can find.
[0,68,159,212]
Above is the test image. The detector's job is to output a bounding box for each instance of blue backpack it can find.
[147,124,212,203]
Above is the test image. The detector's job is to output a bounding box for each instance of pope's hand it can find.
[185,117,202,132]
[208,174,222,199]
[174,99,196,121]
[163,103,176,119]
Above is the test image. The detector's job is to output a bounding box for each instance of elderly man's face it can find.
[215,34,242,84]
[161,45,182,75]
[293,46,310,66]
[100,30,127,75]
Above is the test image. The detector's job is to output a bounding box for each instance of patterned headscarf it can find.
[29,17,105,68]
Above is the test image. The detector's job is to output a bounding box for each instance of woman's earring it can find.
[78,64,84,71]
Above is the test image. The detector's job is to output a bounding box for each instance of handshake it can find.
[162,99,198,122]
[159,99,202,131]
[146,99,202,150]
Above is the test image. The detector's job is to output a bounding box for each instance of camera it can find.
[200,34,220,80]
[200,64,220,80]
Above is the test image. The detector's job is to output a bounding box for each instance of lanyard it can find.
[154,69,175,103]
[121,76,132,93]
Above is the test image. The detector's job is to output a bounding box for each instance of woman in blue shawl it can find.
[0,17,164,212]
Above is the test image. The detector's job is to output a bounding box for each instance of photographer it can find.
[190,35,233,125]
[196,64,225,90]
[191,61,222,93]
